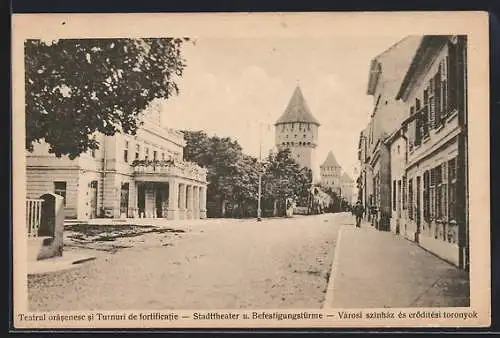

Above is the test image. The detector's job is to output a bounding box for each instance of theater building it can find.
[25,103,208,221]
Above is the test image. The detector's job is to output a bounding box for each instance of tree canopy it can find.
[25,38,190,159]
[183,131,313,217]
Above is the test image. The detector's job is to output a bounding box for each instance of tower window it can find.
[303,134,306,138]
[294,135,297,138]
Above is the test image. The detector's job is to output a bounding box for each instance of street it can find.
[28,214,341,311]
[28,213,470,312]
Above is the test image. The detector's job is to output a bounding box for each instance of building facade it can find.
[386,129,408,235]
[392,35,468,269]
[320,151,342,193]
[26,103,208,221]
[357,36,421,229]
[275,86,320,180]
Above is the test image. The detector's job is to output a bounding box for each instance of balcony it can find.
[132,160,207,183]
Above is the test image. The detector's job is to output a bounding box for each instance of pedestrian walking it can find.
[353,200,364,228]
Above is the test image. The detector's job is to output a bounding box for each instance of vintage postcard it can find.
[11,11,490,329]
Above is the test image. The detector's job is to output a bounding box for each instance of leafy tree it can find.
[25,38,191,159]
[182,130,256,216]
[262,148,313,215]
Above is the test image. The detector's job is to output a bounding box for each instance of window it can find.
[162,153,165,161]
[433,165,443,219]
[433,72,442,128]
[448,43,457,113]
[440,162,448,222]
[135,144,140,160]
[423,171,430,221]
[448,157,457,221]
[145,147,149,161]
[422,89,430,137]
[123,140,129,163]
[415,99,422,146]
[408,178,413,219]
[392,180,397,211]
[153,150,157,161]
[430,168,437,219]
[282,125,285,132]
[54,181,67,206]
[402,176,407,210]
[397,180,402,216]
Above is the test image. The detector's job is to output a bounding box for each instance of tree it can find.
[182,130,257,217]
[262,148,313,215]
[25,38,191,159]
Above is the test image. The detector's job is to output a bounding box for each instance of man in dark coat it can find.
[353,200,364,228]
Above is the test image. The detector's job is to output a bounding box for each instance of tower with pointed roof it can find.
[275,86,320,180]
[320,151,342,192]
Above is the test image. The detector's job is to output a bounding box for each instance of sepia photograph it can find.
[12,12,490,329]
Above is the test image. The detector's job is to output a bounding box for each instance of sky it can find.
[159,35,406,181]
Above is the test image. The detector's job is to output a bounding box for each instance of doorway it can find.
[155,185,163,218]
[120,182,129,217]
[89,180,98,219]
[138,184,146,217]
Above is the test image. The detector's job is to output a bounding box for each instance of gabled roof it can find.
[275,86,320,126]
[341,172,354,183]
[321,151,340,168]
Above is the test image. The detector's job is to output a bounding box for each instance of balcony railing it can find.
[132,159,207,182]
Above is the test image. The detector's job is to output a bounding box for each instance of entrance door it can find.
[120,183,129,217]
[155,185,163,218]
[89,180,98,219]
[416,176,421,241]
[138,184,146,217]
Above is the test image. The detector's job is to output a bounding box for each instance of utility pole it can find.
[257,123,263,222]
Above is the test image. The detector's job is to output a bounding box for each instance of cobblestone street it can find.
[28,214,341,311]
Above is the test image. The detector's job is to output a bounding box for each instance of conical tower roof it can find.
[321,151,341,168]
[275,86,320,126]
[341,172,354,183]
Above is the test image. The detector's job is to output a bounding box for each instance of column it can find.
[186,185,193,219]
[167,179,179,220]
[193,186,199,219]
[178,182,186,220]
[200,186,207,219]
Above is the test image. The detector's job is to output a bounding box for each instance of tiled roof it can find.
[275,86,320,126]
[341,172,354,183]
[321,151,340,168]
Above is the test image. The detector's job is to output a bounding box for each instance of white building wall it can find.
[275,122,318,179]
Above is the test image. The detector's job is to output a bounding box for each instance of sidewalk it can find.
[28,248,99,275]
[326,216,470,308]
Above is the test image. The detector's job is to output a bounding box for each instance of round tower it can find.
[275,86,320,180]
[320,151,342,191]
